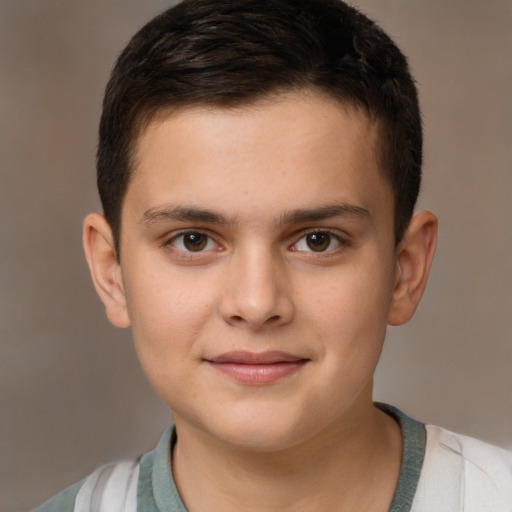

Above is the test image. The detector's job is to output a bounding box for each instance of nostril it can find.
[229,313,281,326]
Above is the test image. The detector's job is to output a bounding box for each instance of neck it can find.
[172,402,402,512]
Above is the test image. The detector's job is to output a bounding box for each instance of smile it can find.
[206,351,309,385]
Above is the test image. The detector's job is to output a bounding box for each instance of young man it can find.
[34,0,512,510]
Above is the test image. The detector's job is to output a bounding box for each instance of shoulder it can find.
[31,459,140,512]
[30,426,177,512]
[412,424,512,511]
[31,478,85,512]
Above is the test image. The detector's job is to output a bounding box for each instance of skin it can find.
[84,90,437,511]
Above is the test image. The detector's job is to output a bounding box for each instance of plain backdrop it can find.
[1,1,511,510]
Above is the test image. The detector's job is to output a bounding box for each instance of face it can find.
[117,91,398,450]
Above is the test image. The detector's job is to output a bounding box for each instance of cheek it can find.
[303,268,393,332]
[126,259,214,322]
[296,255,395,377]
[125,276,214,408]
[123,265,219,368]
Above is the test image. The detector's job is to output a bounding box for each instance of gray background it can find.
[1,1,510,510]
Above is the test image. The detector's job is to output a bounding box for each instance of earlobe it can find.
[388,211,438,326]
[83,213,131,329]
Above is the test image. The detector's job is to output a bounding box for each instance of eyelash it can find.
[290,230,350,254]
[163,229,350,256]
[164,230,222,254]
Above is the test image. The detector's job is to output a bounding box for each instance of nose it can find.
[219,245,295,329]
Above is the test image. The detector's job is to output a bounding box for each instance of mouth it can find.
[205,351,310,385]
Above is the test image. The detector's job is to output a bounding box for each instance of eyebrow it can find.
[140,202,370,227]
[141,206,230,225]
[279,203,370,224]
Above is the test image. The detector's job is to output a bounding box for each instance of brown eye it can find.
[291,231,343,253]
[183,233,208,251]
[306,232,331,252]
[167,231,220,255]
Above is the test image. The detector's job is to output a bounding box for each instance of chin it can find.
[216,425,304,452]
[194,405,316,452]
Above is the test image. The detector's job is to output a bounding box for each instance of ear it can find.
[388,211,438,326]
[83,213,130,328]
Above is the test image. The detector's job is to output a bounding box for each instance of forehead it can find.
[126,90,392,226]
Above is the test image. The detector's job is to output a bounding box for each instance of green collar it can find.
[376,403,426,512]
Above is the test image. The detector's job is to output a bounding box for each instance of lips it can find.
[206,351,309,385]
